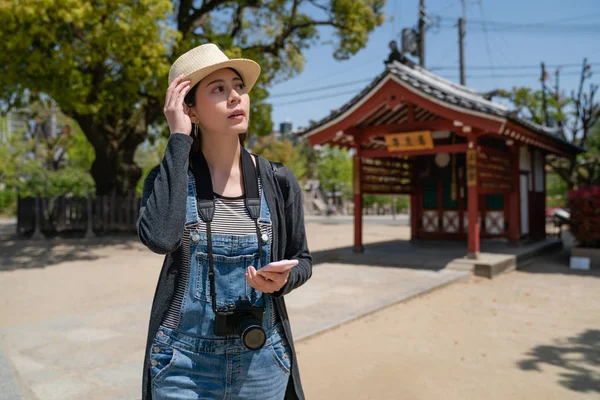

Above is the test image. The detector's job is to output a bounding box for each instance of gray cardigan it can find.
[137,133,312,400]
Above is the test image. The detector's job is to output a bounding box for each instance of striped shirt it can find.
[161,179,273,329]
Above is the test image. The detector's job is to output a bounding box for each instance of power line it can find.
[269,78,372,99]
[271,71,588,107]
[437,20,600,34]
[430,62,595,71]
[270,64,594,98]
[439,12,600,26]
[274,89,361,107]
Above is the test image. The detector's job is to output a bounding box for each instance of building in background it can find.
[0,112,27,144]
[299,56,582,257]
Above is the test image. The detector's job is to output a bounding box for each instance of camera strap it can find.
[189,147,263,313]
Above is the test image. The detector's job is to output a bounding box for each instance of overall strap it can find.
[188,148,264,312]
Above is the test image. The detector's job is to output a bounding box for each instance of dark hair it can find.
[185,68,247,154]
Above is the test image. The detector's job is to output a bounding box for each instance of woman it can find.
[137,43,312,400]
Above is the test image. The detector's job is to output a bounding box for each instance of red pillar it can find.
[542,151,547,240]
[466,137,480,258]
[410,192,418,240]
[507,145,521,243]
[353,149,364,252]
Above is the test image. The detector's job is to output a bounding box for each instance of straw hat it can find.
[168,43,261,92]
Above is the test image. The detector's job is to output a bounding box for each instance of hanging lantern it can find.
[435,152,450,168]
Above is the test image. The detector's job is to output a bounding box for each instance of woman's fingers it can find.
[165,75,184,109]
[163,75,193,136]
[246,267,280,293]
[168,80,190,110]
[257,270,287,284]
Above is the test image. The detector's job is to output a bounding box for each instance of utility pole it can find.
[458,0,467,85]
[540,62,549,126]
[458,18,466,85]
[555,68,563,128]
[418,0,425,67]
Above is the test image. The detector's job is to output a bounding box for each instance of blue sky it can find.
[268,0,600,131]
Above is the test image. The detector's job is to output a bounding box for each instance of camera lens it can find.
[242,326,266,350]
[236,314,266,350]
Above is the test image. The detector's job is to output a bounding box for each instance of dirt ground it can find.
[1,220,599,400]
[296,249,600,400]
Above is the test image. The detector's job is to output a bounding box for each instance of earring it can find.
[194,123,199,137]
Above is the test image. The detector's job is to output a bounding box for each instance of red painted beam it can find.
[504,121,574,157]
[361,144,468,158]
[305,76,510,147]
[387,77,504,133]
[358,120,455,144]
[306,81,398,147]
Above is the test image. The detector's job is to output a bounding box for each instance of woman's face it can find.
[189,68,250,136]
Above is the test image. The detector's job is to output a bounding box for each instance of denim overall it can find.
[150,171,291,399]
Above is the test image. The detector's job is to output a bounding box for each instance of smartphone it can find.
[260,259,299,273]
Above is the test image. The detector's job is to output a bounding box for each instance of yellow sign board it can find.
[384,131,434,151]
[466,148,477,187]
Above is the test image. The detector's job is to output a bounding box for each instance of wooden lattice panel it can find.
[485,211,505,235]
[442,211,460,233]
[361,157,413,194]
[423,210,439,233]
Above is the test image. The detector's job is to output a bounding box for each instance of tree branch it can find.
[244,19,345,55]
[230,4,244,38]
[580,84,598,147]
[572,59,588,145]
[307,0,332,14]
[184,0,231,34]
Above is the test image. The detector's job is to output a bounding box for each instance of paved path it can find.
[0,222,467,400]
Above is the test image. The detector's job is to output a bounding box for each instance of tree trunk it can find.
[75,115,145,196]
[90,144,142,196]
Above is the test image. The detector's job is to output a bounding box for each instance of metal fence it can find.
[16,193,141,238]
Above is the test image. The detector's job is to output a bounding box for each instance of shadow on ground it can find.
[311,237,565,272]
[518,329,600,394]
[518,244,600,278]
[310,239,465,271]
[0,234,142,272]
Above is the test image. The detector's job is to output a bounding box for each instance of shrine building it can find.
[298,60,582,259]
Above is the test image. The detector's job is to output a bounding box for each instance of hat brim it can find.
[172,59,261,94]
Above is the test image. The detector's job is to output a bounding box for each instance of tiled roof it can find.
[298,60,583,153]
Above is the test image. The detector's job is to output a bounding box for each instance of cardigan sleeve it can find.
[136,133,193,254]
[272,165,313,297]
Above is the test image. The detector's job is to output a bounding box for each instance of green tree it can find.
[316,145,352,200]
[500,79,600,189]
[496,61,599,189]
[252,135,307,180]
[134,134,169,195]
[0,0,385,196]
[0,103,95,201]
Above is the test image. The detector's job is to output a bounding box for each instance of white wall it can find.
[519,145,532,190]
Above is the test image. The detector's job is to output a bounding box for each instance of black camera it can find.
[215,299,266,350]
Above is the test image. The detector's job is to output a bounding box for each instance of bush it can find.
[568,186,600,248]
[0,189,17,216]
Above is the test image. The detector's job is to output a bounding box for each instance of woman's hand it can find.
[246,260,298,294]
[164,75,192,136]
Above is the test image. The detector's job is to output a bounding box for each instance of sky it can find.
[268,0,600,131]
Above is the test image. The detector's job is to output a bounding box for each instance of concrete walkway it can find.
[0,218,524,399]
[0,263,467,400]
